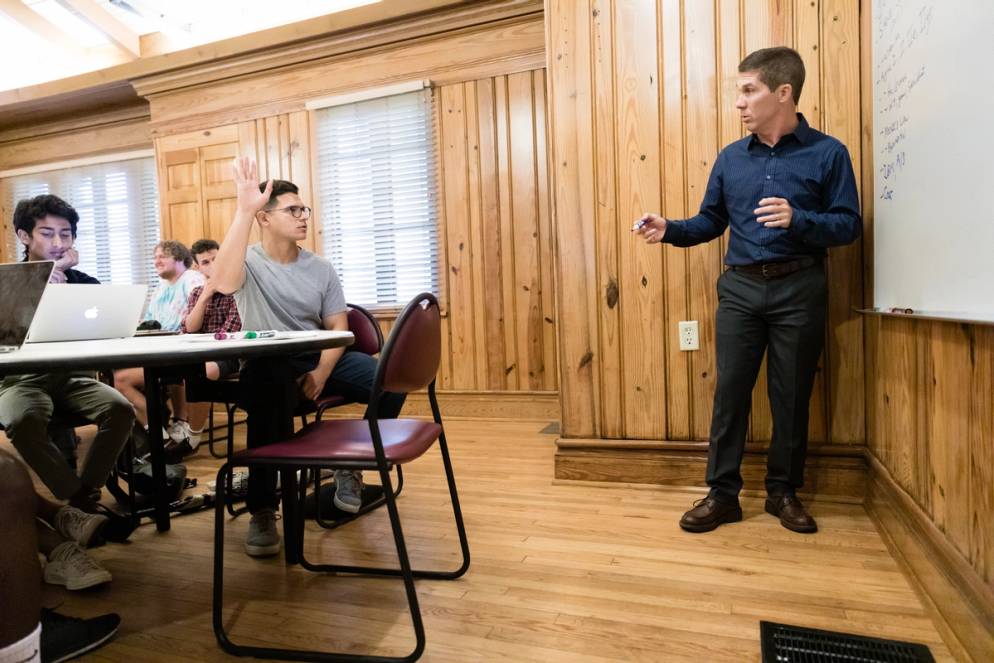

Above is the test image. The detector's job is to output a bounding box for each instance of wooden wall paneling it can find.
[683,0,721,441]
[438,83,477,390]
[590,0,623,438]
[548,0,601,437]
[533,69,558,392]
[287,111,316,253]
[969,325,994,587]
[0,116,152,172]
[473,78,510,391]
[660,0,690,441]
[793,0,822,129]
[495,75,520,390]
[793,0,829,444]
[507,70,543,391]
[0,179,11,263]
[927,322,972,560]
[821,0,863,446]
[615,0,665,440]
[463,80,489,390]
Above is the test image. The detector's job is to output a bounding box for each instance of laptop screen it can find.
[0,261,54,348]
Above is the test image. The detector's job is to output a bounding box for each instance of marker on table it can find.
[213,330,278,340]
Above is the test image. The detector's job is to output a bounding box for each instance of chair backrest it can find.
[345,303,384,356]
[374,293,441,395]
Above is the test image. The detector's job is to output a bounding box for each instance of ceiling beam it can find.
[0,0,89,57]
[59,0,140,56]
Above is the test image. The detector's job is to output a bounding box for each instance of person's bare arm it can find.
[298,311,349,400]
[213,157,272,295]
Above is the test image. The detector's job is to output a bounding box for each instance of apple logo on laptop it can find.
[84,307,99,320]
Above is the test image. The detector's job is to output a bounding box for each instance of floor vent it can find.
[760,621,934,663]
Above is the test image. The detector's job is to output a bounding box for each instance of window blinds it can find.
[313,88,440,308]
[4,157,160,285]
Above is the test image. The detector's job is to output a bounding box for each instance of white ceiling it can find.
[0,0,381,91]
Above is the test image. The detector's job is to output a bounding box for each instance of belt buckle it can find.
[761,263,775,278]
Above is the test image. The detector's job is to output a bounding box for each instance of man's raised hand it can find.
[233,156,273,215]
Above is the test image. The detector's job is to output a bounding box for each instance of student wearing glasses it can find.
[212,157,405,558]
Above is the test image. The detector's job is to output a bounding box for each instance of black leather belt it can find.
[730,256,819,279]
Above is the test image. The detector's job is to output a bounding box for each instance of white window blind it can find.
[314,88,440,308]
[4,157,160,285]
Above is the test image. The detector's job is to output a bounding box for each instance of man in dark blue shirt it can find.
[636,47,861,534]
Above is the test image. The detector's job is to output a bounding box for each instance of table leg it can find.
[144,367,171,532]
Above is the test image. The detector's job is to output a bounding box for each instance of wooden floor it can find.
[5,417,955,661]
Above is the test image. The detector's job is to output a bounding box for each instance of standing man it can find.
[636,47,861,534]
[1,195,135,513]
[212,157,405,557]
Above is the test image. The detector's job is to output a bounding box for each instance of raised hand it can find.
[232,156,274,215]
[633,212,668,244]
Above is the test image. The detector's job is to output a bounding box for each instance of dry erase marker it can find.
[887,307,914,314]
[632,218,649,232]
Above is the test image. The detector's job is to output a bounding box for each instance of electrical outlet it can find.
[678,320,699,351]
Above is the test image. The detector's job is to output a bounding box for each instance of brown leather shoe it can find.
[765,495,818,533]
[679,497,743,533]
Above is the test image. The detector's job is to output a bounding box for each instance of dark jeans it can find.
[239,352,406,513]
[706,263,827,503]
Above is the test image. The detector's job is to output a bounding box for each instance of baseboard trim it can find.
[554,439,866,502]
[322,390,560,421]
[865,452,994,662]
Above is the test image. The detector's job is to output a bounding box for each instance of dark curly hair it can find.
[13,194,80,260]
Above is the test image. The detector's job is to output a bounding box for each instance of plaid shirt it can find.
[181,286,242,334]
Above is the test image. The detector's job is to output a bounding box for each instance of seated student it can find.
[114,241,205,451]
[181,238,242,380]
[0,449,120,663]
[213,157,405,557]
[0,195,135,513]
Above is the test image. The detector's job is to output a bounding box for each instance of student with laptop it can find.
[0,195,135,516]
[114,241,205,453]
[213,157,405,557]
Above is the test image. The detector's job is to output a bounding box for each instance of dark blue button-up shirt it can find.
[662,114,861,265]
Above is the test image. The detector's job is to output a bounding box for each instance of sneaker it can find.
[40,608,120,662]
[54,506,108,548]
[44,541,112,590]
[245,508,281,557]
[167,420,200,451]
[333,470,363,513]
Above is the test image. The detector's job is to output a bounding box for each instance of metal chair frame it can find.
[211,293,469,662]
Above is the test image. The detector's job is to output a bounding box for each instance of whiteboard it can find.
[872,0,994,320]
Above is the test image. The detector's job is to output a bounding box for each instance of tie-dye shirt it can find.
[144,269,205,331]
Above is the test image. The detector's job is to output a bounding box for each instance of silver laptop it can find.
[27,283,148,343]
[0,261,55,352]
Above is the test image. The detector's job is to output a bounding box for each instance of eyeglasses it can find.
[267,205,312,219]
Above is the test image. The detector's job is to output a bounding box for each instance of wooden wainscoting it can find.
[321,390,559,422]
[555,440,867,503]
[866,453,994,662]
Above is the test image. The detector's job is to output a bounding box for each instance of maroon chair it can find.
[211,293,469,662]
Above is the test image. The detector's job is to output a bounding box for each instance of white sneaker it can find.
[245,509,281,557]
[44,541,112,590]
[53,506,108,548]
[167,420,201,451]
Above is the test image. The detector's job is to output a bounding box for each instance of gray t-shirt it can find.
[234,243,346,331]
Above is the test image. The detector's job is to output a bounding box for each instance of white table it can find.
[0,330,354,531]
